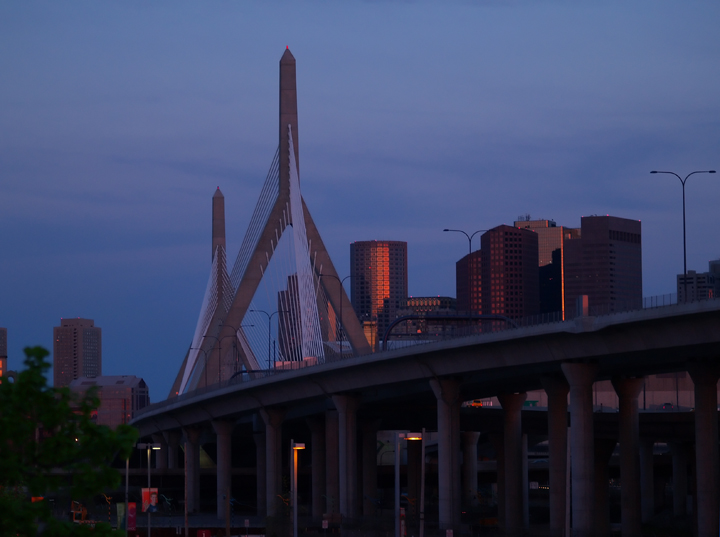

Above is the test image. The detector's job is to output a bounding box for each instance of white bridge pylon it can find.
[171,49,370,397]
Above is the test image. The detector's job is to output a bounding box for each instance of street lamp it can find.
[443,229,488,255]
[319,274,351,355]
[201,335,223,384]
[291,440,305,537]
[395,432,423,537]
[125,456,129,534]
[190,347,211,387]
[418,429,427,537]
[650,170,716,301]
[203,325,253,383]
[137,442,162,537]
[250,310,287,369]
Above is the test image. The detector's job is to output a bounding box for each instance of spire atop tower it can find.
[212,187,226,259]
[280,48,298,191]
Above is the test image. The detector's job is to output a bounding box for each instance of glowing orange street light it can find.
[291,440,305,537]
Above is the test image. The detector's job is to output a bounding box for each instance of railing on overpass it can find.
[134,292,714,418]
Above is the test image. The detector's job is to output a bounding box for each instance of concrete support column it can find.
[260,408,286,518]
[594,439,617,537]
[688,364,720,537]
[639,439,654,523]
[307,417,326,519]
[670,442,688,517]
[163,430,181,470]
[541,375,569,537]
[325,409,340,514]
[497,392,527,535]
[362,420,380,517]
[182,427,202,513]
[612,377,644,537]
[152,434,168,469]
[332,394,359,521]
[253,432,267,517]
[430,378,461,530]
[212,420,234,521]
[562,362,599,537]
[462,432,480,510]
[489,432,505,531]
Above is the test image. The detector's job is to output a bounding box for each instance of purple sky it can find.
[2,1,719,399]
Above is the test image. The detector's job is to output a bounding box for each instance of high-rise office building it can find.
[563,216,642,314]
[454,226,540,320]
[69,375,149,429]
[481,225,540,319]
[514,217,580,315]
[350,240,408,346]
[677,258,720,303]
[53,318,102,387]
[0,327,6,357]
[711,259,720,298]
[456,250,482,314]
[0,327,7,380]
[677,270,715,302]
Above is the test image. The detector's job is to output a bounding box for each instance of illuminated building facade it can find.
[481,225,540,319]
[69,375,149,429]
[563,216,642,314]
[53,318,102,387]
[401,296,457,314]
[350,240,408,346]
[514,217,580,315]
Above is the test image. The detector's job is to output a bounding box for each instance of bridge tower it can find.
[170,49,370,397]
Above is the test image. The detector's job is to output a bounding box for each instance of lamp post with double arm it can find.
[250,310,287,369]
[203,324,253,383]
[443,228,488,255]
[651,170,716,301]
[319,273,352,355]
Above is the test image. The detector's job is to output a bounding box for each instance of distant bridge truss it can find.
[172,49,370,396]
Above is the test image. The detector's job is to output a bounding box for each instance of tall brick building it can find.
[69,375,149,428]
[481,225,540,319]
[563,216,642,314]
[455,225,539,320]
[53,318,102,387]
[455,250,482,314]
[514,218,580,315]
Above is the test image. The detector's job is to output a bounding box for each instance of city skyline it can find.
[1,2,719,397]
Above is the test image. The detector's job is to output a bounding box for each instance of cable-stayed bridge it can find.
[132,50,720,537]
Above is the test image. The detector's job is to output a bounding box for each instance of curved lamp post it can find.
[319,273,352,355]
[202,325,253,384]
[651,170,716,301]
[189,347,211,387]
[250,310,287,369]
[443,228,488,255]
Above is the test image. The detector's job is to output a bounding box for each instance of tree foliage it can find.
[0,346,139,536]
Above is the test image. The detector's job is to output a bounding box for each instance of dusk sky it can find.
[2,1,719,399]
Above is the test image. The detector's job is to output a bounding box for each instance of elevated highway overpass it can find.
[132,299,720,537]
